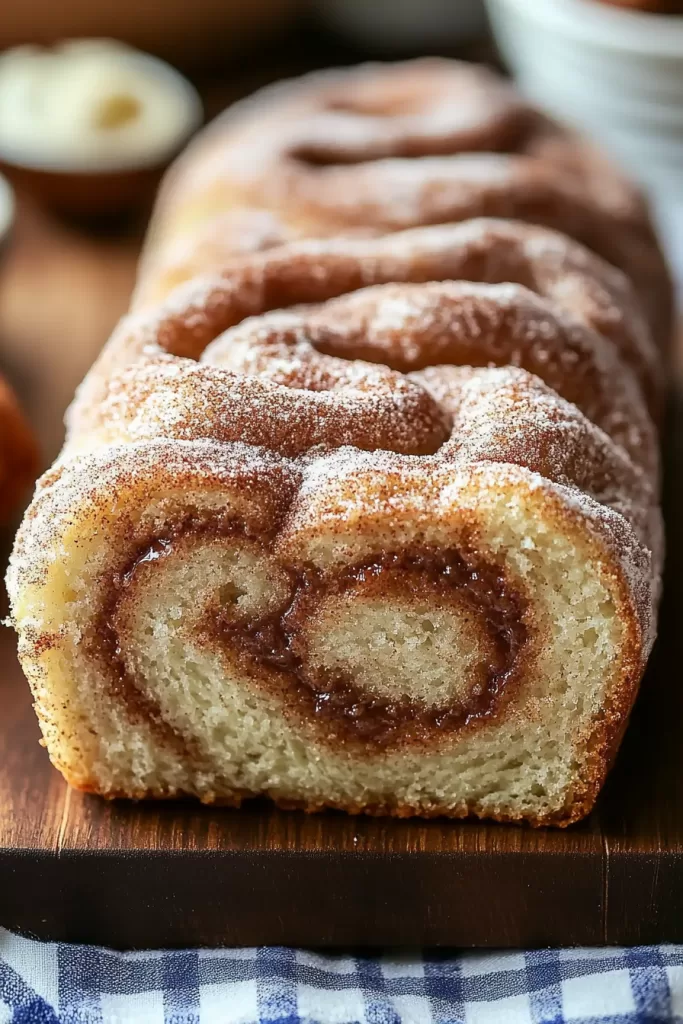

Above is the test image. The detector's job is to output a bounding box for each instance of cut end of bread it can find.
[8,435,653,827]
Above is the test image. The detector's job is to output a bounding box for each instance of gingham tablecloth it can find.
[3,930,683,1024]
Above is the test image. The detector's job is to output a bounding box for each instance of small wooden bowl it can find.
[1,153,181,220]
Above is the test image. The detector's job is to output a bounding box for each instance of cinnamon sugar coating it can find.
[70,218,663,447]
[137,59,672,351]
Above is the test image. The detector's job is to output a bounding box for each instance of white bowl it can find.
[485,0,683,198]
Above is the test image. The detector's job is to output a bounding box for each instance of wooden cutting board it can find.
[0,198,681,952]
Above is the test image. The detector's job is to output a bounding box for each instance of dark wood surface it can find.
[0,182,681,950]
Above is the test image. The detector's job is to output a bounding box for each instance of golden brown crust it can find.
[59,770,615,829]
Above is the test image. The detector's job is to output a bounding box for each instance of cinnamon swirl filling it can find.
[92,516,531,754]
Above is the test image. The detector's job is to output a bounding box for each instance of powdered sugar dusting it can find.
[137,58,671,349]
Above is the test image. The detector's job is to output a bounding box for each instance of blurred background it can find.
[0,0,680,464]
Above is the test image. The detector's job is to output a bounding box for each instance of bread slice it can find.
[8,357,658,825]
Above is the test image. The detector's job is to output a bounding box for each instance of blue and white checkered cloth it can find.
[3,930,683,1024]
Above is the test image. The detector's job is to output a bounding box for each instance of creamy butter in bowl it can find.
[0,39,202,215]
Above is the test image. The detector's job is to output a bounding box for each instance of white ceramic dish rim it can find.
[0,173,15,241]
[0,49,203,175]
[488,0,683,57]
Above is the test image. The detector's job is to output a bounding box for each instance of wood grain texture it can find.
[0,181,680,951]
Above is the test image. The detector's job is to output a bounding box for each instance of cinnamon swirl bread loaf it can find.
[8,204,663,825]
[134,59,673,354]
